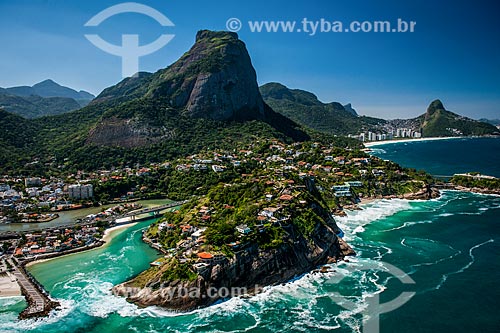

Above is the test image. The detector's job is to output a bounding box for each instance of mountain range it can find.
[260,83,498,137]
[0,30,497,174]
[0,80,94,118]
[260,82,385,135]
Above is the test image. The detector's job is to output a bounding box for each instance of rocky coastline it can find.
[113,179,356,311]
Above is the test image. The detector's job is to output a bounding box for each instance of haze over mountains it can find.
[0,80,94,118]
[0,30,497,174]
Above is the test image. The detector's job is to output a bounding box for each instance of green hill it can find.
[260,82,385,135]
[0,92,82,118]
[0,109,38,171]
[418,100,498,137]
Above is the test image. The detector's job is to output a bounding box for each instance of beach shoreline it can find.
[23,223,138,268]
[364,136,463,147]
[0,272,22,298]
[101,223,138,243]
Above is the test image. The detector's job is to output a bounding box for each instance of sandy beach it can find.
[364,136,463,147]
[101,222,138,243]
[24,223,138,268]
[0,272,21,297]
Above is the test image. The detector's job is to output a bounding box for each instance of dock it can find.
[6,258,59,319]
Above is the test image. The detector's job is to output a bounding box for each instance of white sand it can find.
[364,136,463,147]
[0,272,21,297]
[101,223,138,243]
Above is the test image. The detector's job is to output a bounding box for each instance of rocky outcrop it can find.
[113,178,354,311]
[114,222,354,311]
[180,31,266,121]
[95,30,266,122]
[86,117,175,148]
[403,185,441,200]
[85,30,309,148]
[453,185,500,196]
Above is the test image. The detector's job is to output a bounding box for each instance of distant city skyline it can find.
[0,0,499,119]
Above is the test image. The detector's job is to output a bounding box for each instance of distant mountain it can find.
[417,100,498,137]
[260,83,498,138]
[260,82,385,135]
[343,103,358,116]
[5,79,95,105]
[479,118,500,126]
[0,79,96,118]
[0,92,81,119]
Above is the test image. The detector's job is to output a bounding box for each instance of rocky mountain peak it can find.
[145,30,265,121]
[195,29,239,42]
[426,99,445,115]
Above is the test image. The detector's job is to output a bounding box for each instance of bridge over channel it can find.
[109,200,187,222]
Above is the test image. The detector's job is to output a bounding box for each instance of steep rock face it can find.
[112,177,354,311]
[87,117,175,148]
[93,31,266,121]
[114,222,354,311]
[149,30,265,121]
[85,30,308,149]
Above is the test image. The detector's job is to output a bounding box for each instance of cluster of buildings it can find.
[68,184,94,199]
[145,140,395,273]
[0,176,96,224]
[12,224,102,259]
[348,128,422,142]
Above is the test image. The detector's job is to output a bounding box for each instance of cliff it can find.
[95,31,266,121]
[85,30,307,149]
[112,177,355,310]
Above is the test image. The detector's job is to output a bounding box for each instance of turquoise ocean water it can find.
[0,138,499,332]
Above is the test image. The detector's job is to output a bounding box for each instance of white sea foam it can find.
[438,212,454,217]
[2,298,76,332]
[336,199,412,241]
[383,220,433,232]
[368,148,387,154]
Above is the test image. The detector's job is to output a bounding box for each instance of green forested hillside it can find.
[260,82,385,135]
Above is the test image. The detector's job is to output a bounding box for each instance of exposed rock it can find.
[403,185,440,200]
[86,30,308,148]
[86,117,175,148]
[113,178,355,311]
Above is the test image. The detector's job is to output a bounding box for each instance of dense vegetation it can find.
[0,93,82,118]
[450,175,500,190]
[419,100,498,137]
[260,82,386,135]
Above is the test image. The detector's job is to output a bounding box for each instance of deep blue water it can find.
[369,137,500,178]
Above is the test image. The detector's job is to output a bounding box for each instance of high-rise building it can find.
[68,184,94,199]
[25,177,41,187]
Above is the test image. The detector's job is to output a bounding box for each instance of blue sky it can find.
[0,0,499,119]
